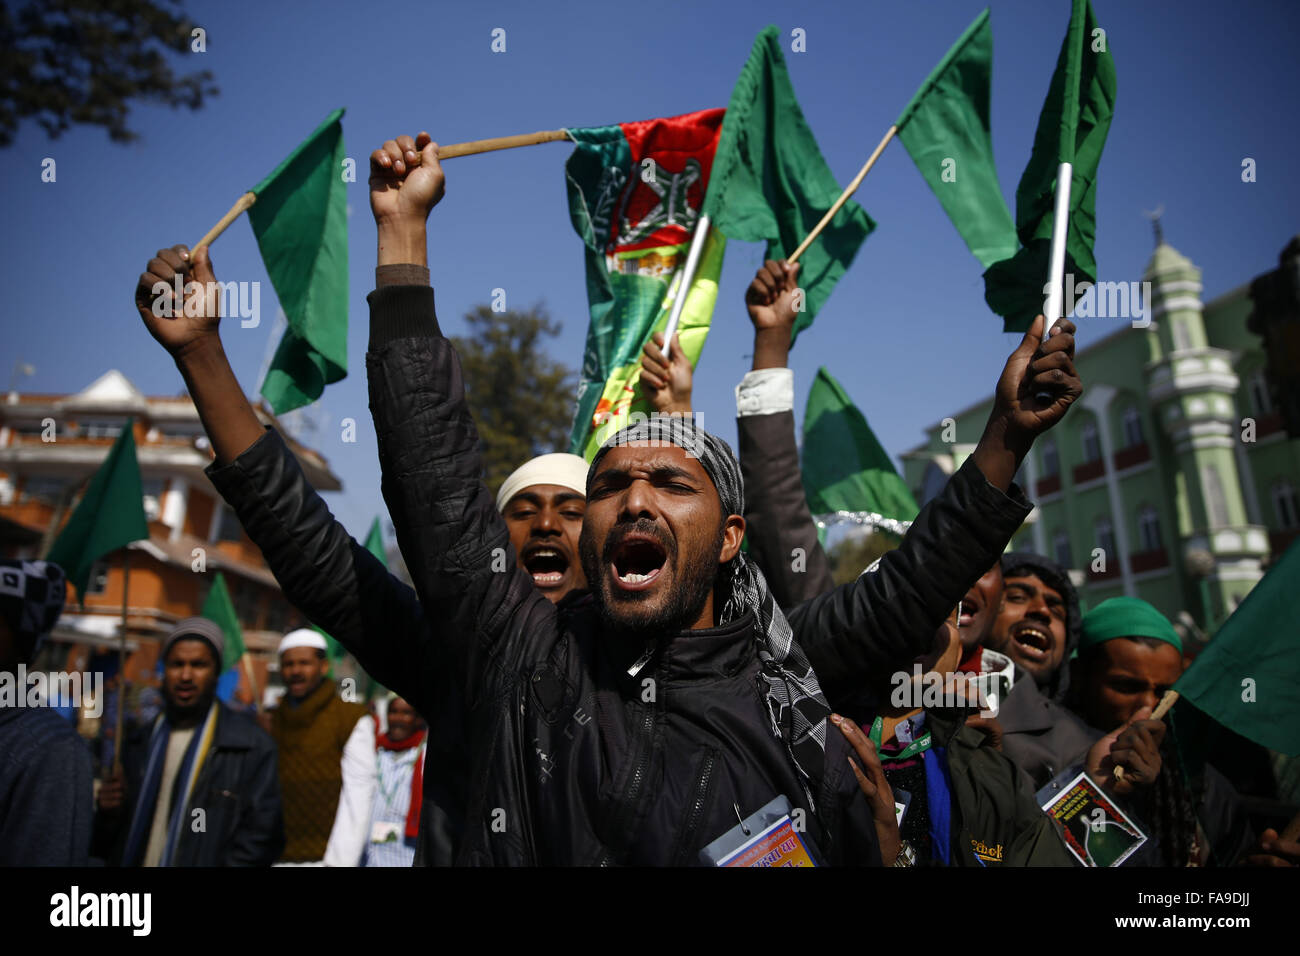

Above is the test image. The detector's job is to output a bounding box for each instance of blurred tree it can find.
[0,0,217,147]
[450,304,575,494]
[825,529,900,587]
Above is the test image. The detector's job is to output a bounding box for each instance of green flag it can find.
[46,418,149,605]
[704,26,875,344]
[984,0,1116,332]
[802,367,918,522]
[363,516,388,567]
[200,572,246,671]
[896,8,1018,270]
[1172,540,1300,756]
[251,108,349,414]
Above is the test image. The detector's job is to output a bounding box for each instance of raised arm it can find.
[364,133,550,697]
[734,260,835,607]
[790,316,1081,707]
[135,247,432,713]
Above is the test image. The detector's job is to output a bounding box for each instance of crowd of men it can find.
[1,132,1297,867]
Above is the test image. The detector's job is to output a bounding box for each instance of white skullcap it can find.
[495,453,589,512]
[278,628,329,656]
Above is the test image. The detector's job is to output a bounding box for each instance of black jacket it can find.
[93,701,284,866]
[737,409,1073,866]
[207,284,1031,865]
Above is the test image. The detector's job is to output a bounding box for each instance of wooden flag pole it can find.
[1113,689,1180,782]
[192,129,572,251]
[112,548,132,774]
[787,125,897,265]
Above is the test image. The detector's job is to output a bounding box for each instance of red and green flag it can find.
[251,108,350,414]
[46,418,149,605]
[705,26,875,344]
[983,0,1116,331]
[565,108,728,459]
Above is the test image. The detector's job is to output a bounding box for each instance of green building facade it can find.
[902,240,1300,635]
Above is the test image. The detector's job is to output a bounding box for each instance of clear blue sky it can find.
[4,0,1297,545]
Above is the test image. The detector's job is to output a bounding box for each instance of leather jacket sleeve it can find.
[364,283,552,708]
[737,410,835,608]
[205,428,435,717]
[790,457,1032,707]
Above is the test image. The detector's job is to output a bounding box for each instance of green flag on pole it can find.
[251,108,350,414]
[46,418,149,605]
[1172,541,1300,757]
[704,26,875,344]
[983,0,1116,332]
[363,516,388,566]
[801,367,919,523]
[200,571,246,672]
[896,8,1018,270]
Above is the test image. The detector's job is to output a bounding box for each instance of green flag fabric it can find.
[200,572,246,671]
[363,516,388,566]
[704,26,875,344]
[801,367,919,522]
[896,8,1018,270]
[1172,540,1300,756]
[251,108,350,414]
[564,109,728,458]
[45,418,149,605]
[983,0,1116,332]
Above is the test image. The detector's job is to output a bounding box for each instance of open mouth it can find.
[959,592,982,628]
[1012,624,1052,662]
[522,545,570,589]
[609,534,668,592]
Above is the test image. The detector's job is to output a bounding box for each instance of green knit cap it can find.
[1079,597,1182,653]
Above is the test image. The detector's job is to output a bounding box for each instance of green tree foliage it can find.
[0,0,217,147]
[450,304,575,495]
[825,529,900,587]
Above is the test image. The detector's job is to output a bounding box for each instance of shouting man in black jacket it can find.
[135,131,1078,865]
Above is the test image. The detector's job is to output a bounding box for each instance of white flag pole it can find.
[661,213,711,362]
[1044,161,1074,338]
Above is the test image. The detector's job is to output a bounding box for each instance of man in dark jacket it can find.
[135,132,1070,865]
[0,559,94,866]
[94,618,283,866]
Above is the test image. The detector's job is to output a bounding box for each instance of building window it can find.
[141,477,165,521]
[19,475,68,505]
[1121,406,1144,448]
[1274,482,1299,529]
[82,420,125,439]
[1094,517,1116,561]
[1041,439,1059,477]
[1201,464,1230,528]
[86,559,109,595]
[1248,368,1273,416]
[1081,420,1101,463]
[1172,320,1193,352]
[214,503,244,543]
[1052,530,1072,569]
[1138,505,1163,552]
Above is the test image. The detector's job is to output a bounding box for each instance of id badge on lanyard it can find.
[698,795,820,867]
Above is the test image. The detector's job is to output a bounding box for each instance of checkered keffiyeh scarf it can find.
[0,559,67,662]
[589,416,831,808]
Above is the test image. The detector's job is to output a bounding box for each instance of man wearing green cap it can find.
[1069,597,1255,866]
